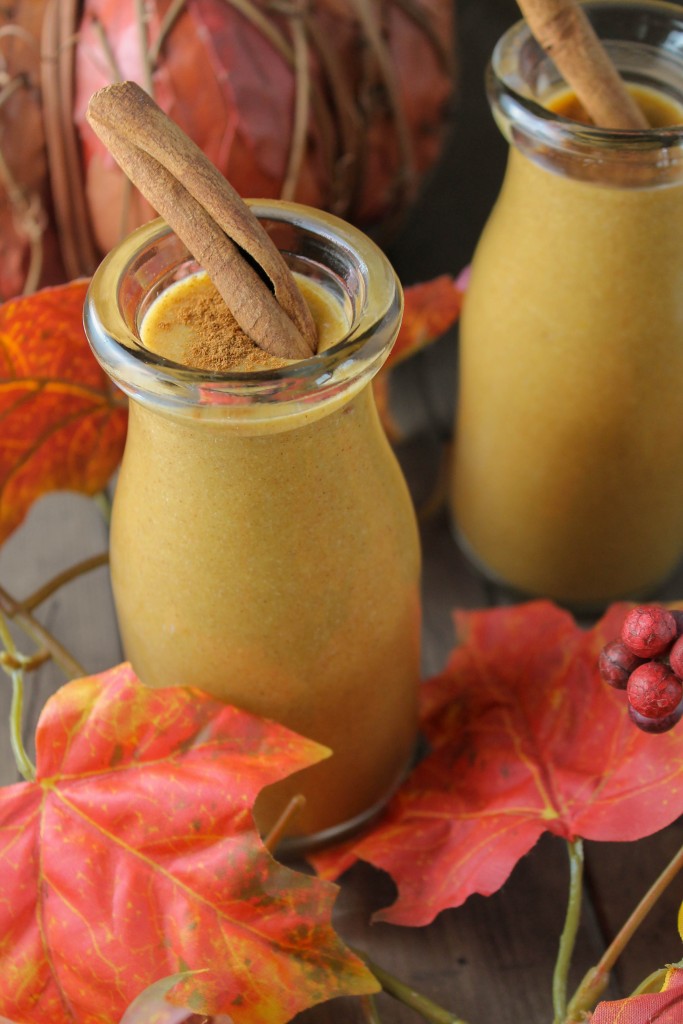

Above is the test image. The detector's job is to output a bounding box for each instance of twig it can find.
[135,0,153,96]
[263,794,306,852]
[0,24,40,51]
[552,838,584,1023]
[0,612,36,780]
[0,75,45,294]
[92,15,123,80]
[354,949,468,1024]
[566,840,683,1019]
[223,0,293,62]
[393,0,454,74]
[17,553,109,613]
[280,0,310,201]
[346,0,415,206]
[359,994,383,1024]
[149,0,187,63]
[217,0,362,212]
[0,583,84,680]
[0,649,50,672]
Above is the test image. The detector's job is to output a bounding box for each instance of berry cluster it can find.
[598,605,683,733]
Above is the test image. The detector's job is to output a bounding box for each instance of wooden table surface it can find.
[2,2,683,1021]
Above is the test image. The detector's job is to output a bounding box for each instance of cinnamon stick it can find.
[87,81,318,360]
[516,0,648,130]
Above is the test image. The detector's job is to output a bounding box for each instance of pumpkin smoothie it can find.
[452,42,683,607]
[100,234,420,848]
[83,83,420,848]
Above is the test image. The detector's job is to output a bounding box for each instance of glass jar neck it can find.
[489,0,683,187]
[84,201,402,431]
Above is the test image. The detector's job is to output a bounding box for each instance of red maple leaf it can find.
[589,966,683,1022]
[312,601,683,925]
[0,664,377,1023]
[0,280,127,545]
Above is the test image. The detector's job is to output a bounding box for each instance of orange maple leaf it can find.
[386,274,464,371]
[0,663,377,1024]
[374,274,464,442]
[0,280,127,545]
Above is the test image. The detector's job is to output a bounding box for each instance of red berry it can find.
[670,635,683,678]
[627,662,682,718]
[628,694,683,734]
[670,609,683,637]
[620,605,677,658]
[598,640,643,689]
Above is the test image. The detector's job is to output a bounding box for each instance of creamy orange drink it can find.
[85,204,420,850]
[451,0,683,608]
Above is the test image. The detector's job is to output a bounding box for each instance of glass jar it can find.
[451,0,683,609]
[85,201,421,852]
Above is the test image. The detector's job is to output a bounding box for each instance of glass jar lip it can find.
[490,0,683,152]
[84,200,402,414]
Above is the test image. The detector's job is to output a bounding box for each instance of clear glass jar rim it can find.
[84,200,402,413]
[490,0,683,152]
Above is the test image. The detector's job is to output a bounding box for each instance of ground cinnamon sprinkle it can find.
[180,284,289,372]
[144,272,342,370]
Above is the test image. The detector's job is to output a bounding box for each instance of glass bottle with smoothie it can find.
[85,202,421,852]
[451,0,683,608]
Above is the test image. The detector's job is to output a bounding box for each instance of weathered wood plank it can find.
[296,834,619,1024]
[584,823,683,999]
[0,491,121,782]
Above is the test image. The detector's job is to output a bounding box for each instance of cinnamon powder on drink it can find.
[154,279,289,372]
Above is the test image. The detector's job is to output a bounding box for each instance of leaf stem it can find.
[0,583,85,680]
[566,840,683,1020]
[552,838,584,1024]
[353,949,469,1024]
[0,612,36,780]
[359,994,383,1024]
